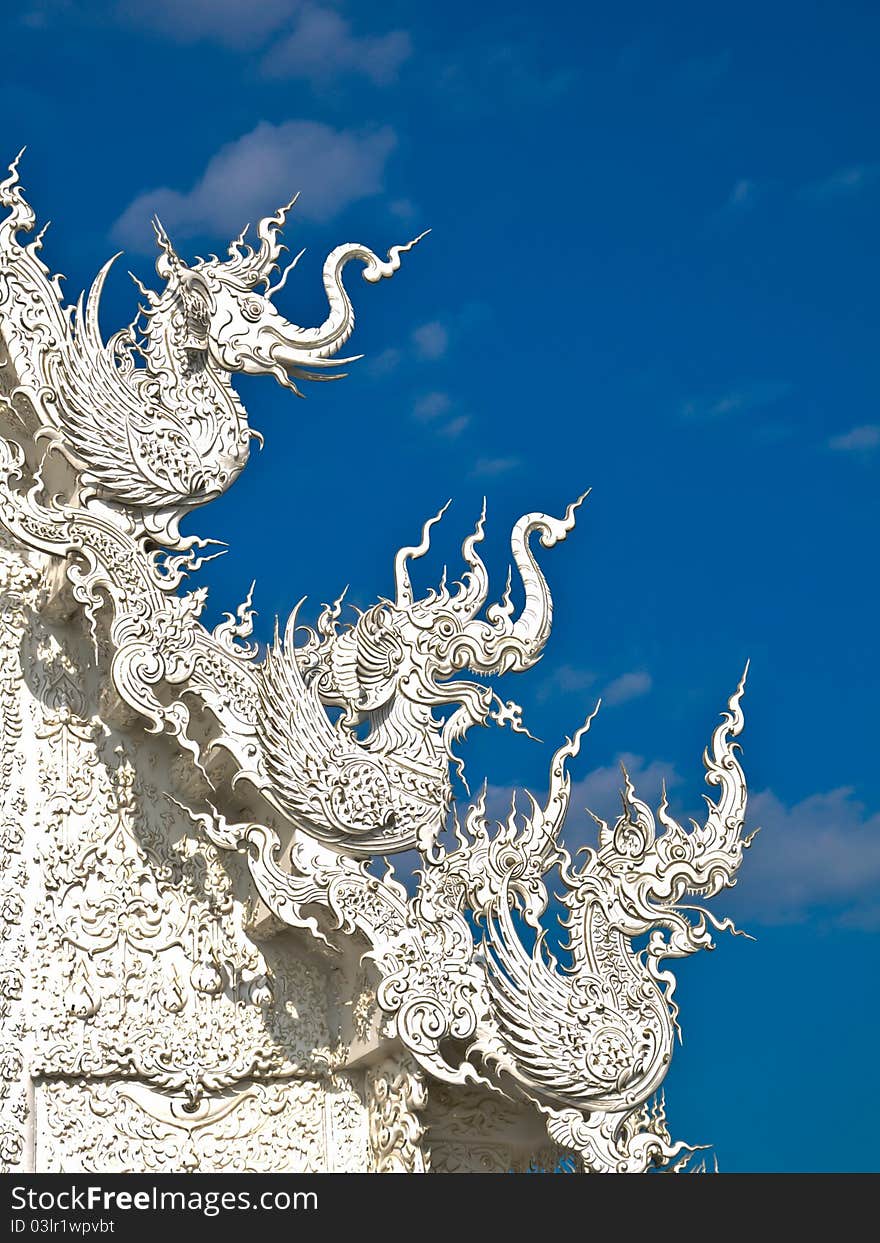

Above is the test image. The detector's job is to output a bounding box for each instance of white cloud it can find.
[471,456,520,477]
[680,381,792,420]
[115,0,300,48]
[113,120,396,251]
[413,392,452,422]
[569,753,683,823]
[829,424,880,453]
[438,415,470,439]
[725,786,880,929]
[726,178,758,210]
[705,178,765,229]
[602,670,652,706]
[569,773,880,929]
[800,163,879,201]
[437,41,574,115]
[537,664,597,703]
[260,4,411,85]
[366,347,402,379]
[114,0,412,84]
[412,394,468,440]
[389,198,417,220]
[412,321,449,360]
[411,393,470,440]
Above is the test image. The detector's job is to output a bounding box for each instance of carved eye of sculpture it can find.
[240,298,264,323]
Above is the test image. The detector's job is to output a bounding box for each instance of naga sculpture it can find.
[0,152,755,1172]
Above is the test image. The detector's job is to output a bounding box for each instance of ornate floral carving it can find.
[26,630,336,1101]
[367,1055,429,1173]
[37,1077,366,1172]
[0,533,40,1171]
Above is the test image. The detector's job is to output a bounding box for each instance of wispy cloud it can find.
[614,40,730,94]
[710,160,877,226]
[412,391,469,439]
[569,753,683,822]
[413,392,452,422]
[572,769,880,929]
[705,176,764,230]
[260,4,411,85]
[438,414,470,439]
[114,0,412,86]
[471,456,521,477]
[389,198,417,220]
[726,785,880,929]
[435,39,574,116]
[828,424,880,453]
[113,120,396,250]
[602,670,652,706]
[365,302,482,383]
[799,163,879,202]
[412,321,449,360]
[537,664,597,703]
[726,178,759,210]
[116,0,299,48]
[366,347,402,379]
[680,381,792,421]
[538,667,650,709]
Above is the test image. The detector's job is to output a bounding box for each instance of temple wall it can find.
[0,534,381,1172]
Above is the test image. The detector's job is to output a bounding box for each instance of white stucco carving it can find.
[0,152,754,1172]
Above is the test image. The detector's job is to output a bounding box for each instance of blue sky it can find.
[4,1,879,1171]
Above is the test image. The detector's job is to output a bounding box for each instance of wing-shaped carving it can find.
[45,260,207,507]
[480,886,670,1113]
[258,610,423,851]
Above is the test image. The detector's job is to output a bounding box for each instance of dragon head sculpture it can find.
[255,498,586,854]
[303,496,587,755]
[145,202,427,397]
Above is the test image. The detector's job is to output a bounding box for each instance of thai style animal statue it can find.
[257,495,585,853]
[0,150,424,545]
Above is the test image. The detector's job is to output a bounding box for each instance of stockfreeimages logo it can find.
[10,1185,317,1220]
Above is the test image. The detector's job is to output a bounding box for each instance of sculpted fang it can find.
[0,152,754,1173]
